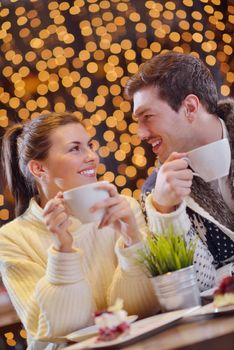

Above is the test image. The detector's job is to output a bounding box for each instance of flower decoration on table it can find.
[138,226,200,312]
[138,226,196,277]
[94,298,130,342]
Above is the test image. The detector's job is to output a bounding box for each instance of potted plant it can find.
[139,226,201,311]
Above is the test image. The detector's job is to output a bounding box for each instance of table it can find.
[61,312,234,350]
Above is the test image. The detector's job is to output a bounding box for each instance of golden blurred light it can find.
[125,166,137,178]
[204,5,214,14]
[132,154,147,167]
[192,11,202,20]
[94,50,105,60]
[94,95,105,106]
[129,12,141,22]
[176,9,187,18]
[215,21,225,31]
[104,130,115,142]
[80,77,91,88]
[120,142,131,153]
[125,49,136,61]
[115,150,126,161]
[136,178,145,189]
[25,51,37,62]
[117,120,127,131]
[31,18,41,28]
[127,62,139,74]
[2,66,13,77]
[103,171,115,182]
[223,45,233,56]
[183,0,193,7]
[135,23,147,33]
[217,51,227,62]
[0,0,232,219]
[103,12,114,22]
[0,110,8,127]
[169,32,181,42]
[87,62,98,73]
[115,175,127,187]
[163,10,174,20]
[114,16,125,26]
[181,32,193,42]
[192,33,203,43]
[222,33,232,43]
[131,135,141,146]
[90,113,102,126]
[221,85,231,96]
[97,85,109,96]
[86,41,97,52]
[226,72,234,83]
[54,102,66,112]
[110,84,121,96]
[79,50,90,61]
[97,163,106,175]
[96,26,107,36]
[121,188,132,197]
[18,108,30,120]
[165,1,176,10]
[133,189,141,200]
[99,146,110,158]
[30,38,44,49]
[107,141,118,152]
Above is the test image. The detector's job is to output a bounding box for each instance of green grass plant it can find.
[139,226,196,277]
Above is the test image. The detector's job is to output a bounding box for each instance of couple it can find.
[1,52,234,350]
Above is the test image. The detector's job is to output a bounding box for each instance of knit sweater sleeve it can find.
[107,196,160,318]
[0,228,95,341]
[144,193,191,235]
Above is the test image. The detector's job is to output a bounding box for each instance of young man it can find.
[125,51,234,291]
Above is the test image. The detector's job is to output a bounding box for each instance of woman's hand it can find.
[90,183,141,246]
[43,192,74,252]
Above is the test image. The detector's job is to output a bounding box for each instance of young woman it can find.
[0,112,158,350]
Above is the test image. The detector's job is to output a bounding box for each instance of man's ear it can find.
[182,94,200,122]
[28,159,46,181]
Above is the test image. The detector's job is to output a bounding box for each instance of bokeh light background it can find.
[0,0,233,225]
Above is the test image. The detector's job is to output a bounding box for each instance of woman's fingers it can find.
[94,182,118,197]
[98,198,130,228]
[42,192,73,251]
[90,194,121,212]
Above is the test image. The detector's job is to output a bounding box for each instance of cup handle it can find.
[183,157,201,178]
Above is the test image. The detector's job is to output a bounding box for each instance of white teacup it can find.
[63,181,110,224]
[185,138,231,182]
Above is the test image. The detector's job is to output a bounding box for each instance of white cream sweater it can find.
[0,197,159,350]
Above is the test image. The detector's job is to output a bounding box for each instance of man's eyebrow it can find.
[133,107,151,118]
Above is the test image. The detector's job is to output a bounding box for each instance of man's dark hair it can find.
[124,51,218,114]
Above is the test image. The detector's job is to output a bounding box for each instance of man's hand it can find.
[152,152,193,213]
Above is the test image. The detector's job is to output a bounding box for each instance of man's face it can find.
[133,85,191,163]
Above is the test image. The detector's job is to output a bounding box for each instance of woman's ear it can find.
[28,160,47,181]
[182,94,200,122]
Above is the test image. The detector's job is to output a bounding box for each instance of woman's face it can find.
[41,123,99,196]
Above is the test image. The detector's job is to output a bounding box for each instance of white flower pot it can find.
[150,265,201,312]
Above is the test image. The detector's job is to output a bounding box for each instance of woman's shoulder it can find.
[0,216,25,238]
